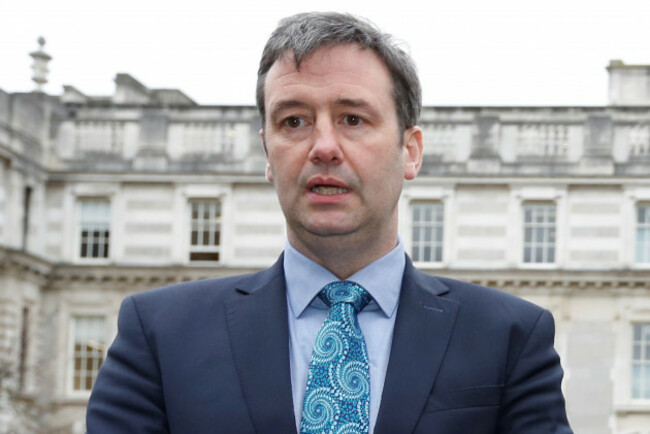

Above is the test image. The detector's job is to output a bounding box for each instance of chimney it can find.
[607,60,650,106]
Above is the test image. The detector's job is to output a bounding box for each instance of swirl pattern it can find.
[312,322,349,364]
[300,281,372,434]
[301,387,339,432]
[334,360,370,400]
[334,422,366,434]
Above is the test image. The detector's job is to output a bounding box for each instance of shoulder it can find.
[438,275,542,314]
[408,266,550,332]
[121,258,285,327]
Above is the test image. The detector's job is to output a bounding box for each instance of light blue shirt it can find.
[284,238,405,433]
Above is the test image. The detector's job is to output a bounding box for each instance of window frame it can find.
[188,198,222,263]
[522,201,557,265]
[67,315,107,397]
[636,203,650,264]
[632,322,650,401]
[76,198,112,262]
[410,201,445,264]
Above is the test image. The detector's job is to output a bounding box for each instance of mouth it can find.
[310,185,349,195]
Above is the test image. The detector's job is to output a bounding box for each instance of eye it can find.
[283,116,306,128]
[342,115,364,126]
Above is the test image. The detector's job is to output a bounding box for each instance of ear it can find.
[260,128,268,155]
[265,161,273,183]
[402,126,423,180]
[260,128,274,183]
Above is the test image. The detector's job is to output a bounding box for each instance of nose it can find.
[308,120,343,165]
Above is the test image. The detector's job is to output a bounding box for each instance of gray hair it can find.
[256,12,422,132]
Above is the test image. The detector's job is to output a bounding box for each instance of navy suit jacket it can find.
[86,256,572,433]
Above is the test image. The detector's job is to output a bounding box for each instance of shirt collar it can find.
[284,237,405,319]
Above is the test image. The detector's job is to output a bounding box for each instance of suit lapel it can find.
[224,257,297,434]
[375,259,459,434]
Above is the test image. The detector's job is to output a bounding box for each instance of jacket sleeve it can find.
[86,296,170,433]
[499,309,573,433]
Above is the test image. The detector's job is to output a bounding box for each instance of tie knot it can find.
[319,281,372,313]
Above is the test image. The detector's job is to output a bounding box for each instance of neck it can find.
[288,230,399,280]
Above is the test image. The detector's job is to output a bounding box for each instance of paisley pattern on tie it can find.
[300,281,372,434]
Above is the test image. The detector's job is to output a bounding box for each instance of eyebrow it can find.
[269,97,380,122]
[269,100,310,123]
[333,98,379,119]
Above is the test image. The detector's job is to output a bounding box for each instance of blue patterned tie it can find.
[300,281,372,434]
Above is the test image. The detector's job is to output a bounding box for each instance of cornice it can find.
[424,267,650,296]
[47,263,260,290]
[0,246,53,286]
[2,245,649,295]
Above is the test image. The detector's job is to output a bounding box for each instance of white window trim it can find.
[75,198,112,263]
[613,305,650,416]
[400,184,454,268]
[624,188,650,270]
[511,186,566,269]
[522,202,557,264]
[65,313,108,399]
[635,203,650,266]
[410,201,445,265]
[188,199,222,263]
[179,185,231,265]
[67,184,119,264]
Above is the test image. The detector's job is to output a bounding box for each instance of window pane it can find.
[79,199,110,259]
[522,203,556,263]
[71,316,105,391]
[633,364,642,399]
[632,323,650,400]
[189,200,221,262]
[637,205,650,263]
[410,203,443,263]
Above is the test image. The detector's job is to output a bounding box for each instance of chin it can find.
[302,222,359,238]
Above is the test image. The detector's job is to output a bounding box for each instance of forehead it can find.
[264,44,395,112]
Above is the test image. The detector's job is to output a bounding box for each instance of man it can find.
[87,12,572,433]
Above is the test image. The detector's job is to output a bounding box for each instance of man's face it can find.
[261,44,422,250]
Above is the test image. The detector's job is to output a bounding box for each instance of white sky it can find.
[1,0,649,106]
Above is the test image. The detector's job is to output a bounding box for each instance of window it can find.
[78,199,110,259]
[411,202,444,262]
[18,306,29,391]
[632,323,650,399]
[71,316,105,392]
[189,199,221,261]
[22,186,32,249]
[637,204,650,263]
[523,203,556,263]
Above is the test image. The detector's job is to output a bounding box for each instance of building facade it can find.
[1,59,650,433]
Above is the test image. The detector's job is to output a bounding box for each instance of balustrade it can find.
[74,121,124,154]
[516,123,569,158]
